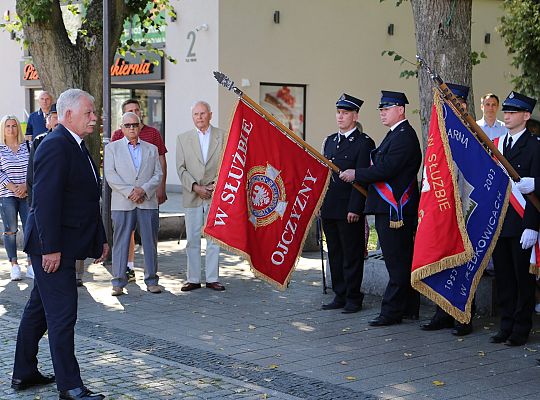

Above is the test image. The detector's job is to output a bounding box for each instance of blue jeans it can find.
[0,196,28,262]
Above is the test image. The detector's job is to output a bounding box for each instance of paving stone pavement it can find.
[1,240,540,399]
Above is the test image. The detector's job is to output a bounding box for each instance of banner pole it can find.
[316,216,327,294]
[416,55,540,213]
[213,72,367,197]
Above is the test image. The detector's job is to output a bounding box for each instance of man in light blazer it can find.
[176,101,226,291]
[105,112,163,296]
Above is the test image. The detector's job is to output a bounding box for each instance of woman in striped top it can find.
[0,115,32,281]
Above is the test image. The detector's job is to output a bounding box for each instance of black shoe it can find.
[451,322,473,336]
[420,318,454,331]
[403,313,419,320]
[321,300,345,310]
[11,372,55,391]
[59,386,105,399]
[76,279,84,287]
[369,315,401,327]
[490,331,510,344]
[342,303,362,314]
[505,335,527,347]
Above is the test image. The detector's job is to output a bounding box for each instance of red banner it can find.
[412,103,470,275]
[204,100,330,289]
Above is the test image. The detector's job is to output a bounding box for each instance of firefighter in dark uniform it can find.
[340,91,421,326]
[491,91,540,346]
[320,94,375,314]
[420,83,476,336]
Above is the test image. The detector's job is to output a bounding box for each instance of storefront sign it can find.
[20,51,164,86]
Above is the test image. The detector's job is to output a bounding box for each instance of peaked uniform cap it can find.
[447,83,469,101]
[378,90,409,109]
[502,91,536,113]
[336,93,363,112]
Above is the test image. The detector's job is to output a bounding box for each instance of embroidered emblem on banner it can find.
[247,163,287,227]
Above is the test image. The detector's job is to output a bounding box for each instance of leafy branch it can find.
[381,50,418,79]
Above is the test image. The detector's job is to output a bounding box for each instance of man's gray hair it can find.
[191,100,211,113]
[56,89,94,120]
[39,91,52,100]
[122,112,141,124]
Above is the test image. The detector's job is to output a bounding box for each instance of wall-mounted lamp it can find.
[195,23,209,32]
[387,23,394,36]
[484,33,491,44]
[273,10,280,24]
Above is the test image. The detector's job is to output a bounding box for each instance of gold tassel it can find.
[389,220,404,229]
[529,263,540,277]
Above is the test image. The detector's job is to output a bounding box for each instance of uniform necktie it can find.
[504,135,513,157]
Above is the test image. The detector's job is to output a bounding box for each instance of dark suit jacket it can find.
[355,120,422,216]
[321,128,375,219]
[24,124,106,259]
[501,130,540,237]
[26,109,47,139]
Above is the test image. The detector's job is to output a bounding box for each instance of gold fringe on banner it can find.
[203,99,332,291]
[530,264,540,277]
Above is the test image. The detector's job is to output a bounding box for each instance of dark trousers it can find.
[375,214,419,319]
[322,218,365,306]
[13,255,83,391]
[492,236,536,339]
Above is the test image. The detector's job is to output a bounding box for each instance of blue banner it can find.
[414,95,510,323]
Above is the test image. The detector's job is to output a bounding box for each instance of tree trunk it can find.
[411,0,473,148]
[17,0,129,164]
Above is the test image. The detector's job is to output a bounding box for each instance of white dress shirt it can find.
[197,127,211,164]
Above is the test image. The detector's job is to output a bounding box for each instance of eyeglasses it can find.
[122,123,140,129]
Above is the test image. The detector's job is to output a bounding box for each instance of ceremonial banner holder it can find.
[416,56,540,213]
[213,72,367,197]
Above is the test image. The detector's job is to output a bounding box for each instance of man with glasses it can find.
[111,99,167,283]
[105,112,163,296]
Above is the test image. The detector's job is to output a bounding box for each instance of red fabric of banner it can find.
[412,105,465,273]
[204,100,330,289]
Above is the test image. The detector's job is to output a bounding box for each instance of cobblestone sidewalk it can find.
[0,314,300,400]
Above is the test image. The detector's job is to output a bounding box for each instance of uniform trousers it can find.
[492,236,536,339]
[111,208,159,288]
[13,255,83,391]
[185,202,220,283]
[322,218,365,306]
[375,214,419,320]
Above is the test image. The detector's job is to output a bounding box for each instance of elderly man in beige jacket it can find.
[176,101,226,291]
[105,112,163,296]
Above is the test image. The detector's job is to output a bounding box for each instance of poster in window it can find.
[260,83,306,139]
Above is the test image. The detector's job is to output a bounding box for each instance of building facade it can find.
[0,0,524,191]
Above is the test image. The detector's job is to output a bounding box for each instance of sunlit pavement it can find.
[1,239,539,399]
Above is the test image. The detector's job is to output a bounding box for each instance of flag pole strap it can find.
[213,72,367,197]
[416,56,540,213]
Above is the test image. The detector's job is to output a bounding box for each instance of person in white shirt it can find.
[176,101,226,292]
[476,93,506,140]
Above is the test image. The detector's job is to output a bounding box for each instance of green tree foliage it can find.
[499,0,540,98]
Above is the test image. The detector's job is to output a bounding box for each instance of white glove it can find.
[520,229,538,249]
[516,177,535,194]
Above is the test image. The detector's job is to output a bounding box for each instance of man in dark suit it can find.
[340,91,422,326]
[320,94,375,314]
[490,91,540,346]
[12,89,108,400]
